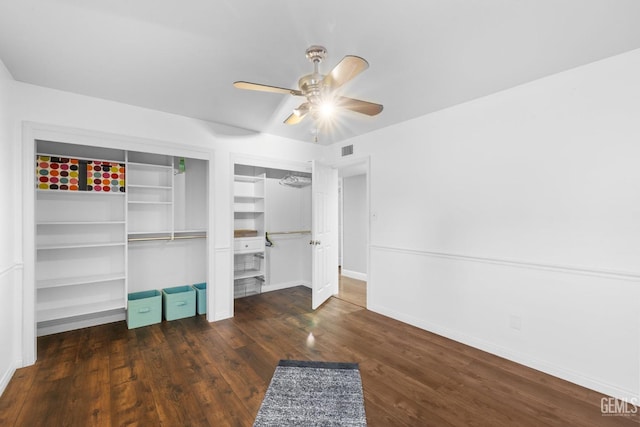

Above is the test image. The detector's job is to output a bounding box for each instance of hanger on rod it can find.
[279,173,311,188]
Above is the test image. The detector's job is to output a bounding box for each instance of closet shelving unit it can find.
[233,172,266,298]
[35,142,209,335]
[126,153,208,299]
[35,149,127,325]
[126,154,208,242]
[127,157,174,237]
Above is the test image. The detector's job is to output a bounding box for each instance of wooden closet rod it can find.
[128,235,207,242]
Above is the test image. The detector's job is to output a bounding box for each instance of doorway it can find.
[336,160,368,308]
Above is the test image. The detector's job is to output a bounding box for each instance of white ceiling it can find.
[1,0,639,144]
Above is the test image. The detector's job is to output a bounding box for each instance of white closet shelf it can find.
[37,221,126,226]
[37,190,125,196]
[128,230,172,235]
[37,273,126,289]
[37,300,125,323]
[127,231,206,242]
[37,242,126,250]
[127,184,172,190]
[128,162,173,170]
[234,175,265,183]
[127,201,173,205]
[234,269,264,280]
[234,194,265,200]
[234,210,265,213]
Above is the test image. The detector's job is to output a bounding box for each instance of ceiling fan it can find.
[233,45,383,125]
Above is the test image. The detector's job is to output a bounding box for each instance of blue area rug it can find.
[253,360,367,426]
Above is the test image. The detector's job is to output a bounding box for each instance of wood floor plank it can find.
[190,379,253,427]
[204,328,269,416]
[1,286,637,427]
[359,359,458,427]
[12,376,73,426]
[0,365,39,425]
[110,377,161,427]
[139,344,210,426]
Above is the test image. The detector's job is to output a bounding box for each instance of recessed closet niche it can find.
[35,140,208,336]
[126,151,207,295]
[234,164,312,298]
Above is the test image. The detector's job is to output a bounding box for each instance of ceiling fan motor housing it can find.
[298,73,325,104]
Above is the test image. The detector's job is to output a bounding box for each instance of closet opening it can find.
[233,163,312,301]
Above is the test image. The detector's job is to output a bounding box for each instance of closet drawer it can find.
[234,237,264,253]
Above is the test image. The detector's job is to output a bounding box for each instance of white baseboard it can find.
[262,280,311,293]
[0,363,16,397]
[209,310,232,322]
[341,269,367,281]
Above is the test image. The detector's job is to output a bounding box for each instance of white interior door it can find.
[311,160,339,309]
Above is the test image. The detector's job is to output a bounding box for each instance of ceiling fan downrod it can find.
[298,46,328,104]
[305,45,327,68]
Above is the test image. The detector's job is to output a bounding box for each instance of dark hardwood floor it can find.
[0,286,636,426]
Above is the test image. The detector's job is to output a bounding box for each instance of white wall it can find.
[342,174,367,279]
[0,58,19,396]
[328,49,640,401]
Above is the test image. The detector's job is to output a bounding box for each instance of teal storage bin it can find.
[193,282,207,315]
[162,285,196,320]
[127,290,162,329]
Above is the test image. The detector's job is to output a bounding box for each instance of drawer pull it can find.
[138,307,150,313]
[176,301,187,306]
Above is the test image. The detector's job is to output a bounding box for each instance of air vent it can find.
[341,145,354,157]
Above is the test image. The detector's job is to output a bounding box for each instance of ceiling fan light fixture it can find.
[318,100,336,118]
[293,102,310,117]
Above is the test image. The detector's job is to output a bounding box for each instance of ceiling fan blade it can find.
[323,56,369,91]
[338,96,383,116]
[284,103,310,125]
[233,81,302,96]
[284,111,308,125]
